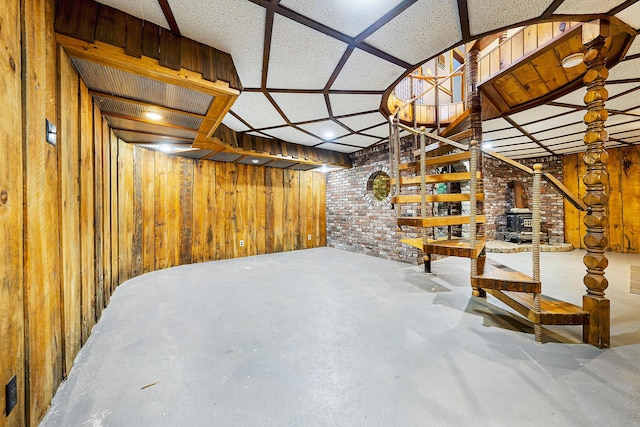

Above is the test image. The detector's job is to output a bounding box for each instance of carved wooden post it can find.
[581,20,611,348]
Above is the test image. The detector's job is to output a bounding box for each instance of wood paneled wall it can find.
[564,146,640,253]
[1,2,326,426]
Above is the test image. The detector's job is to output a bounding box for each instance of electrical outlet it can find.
[307,234,312,241]
[239,240,244,247]
[6,375,17,416]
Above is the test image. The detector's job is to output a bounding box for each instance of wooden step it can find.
[391,171,481,186]
[400,237,486,259]
[472,258,541,293]
[485,289,589,326]
[392,193,485,204]
[439,109,470,139]
[400,151,470,172]
[398,215,486,228]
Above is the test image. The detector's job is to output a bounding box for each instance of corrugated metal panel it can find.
[95,96,202,130]
[72,57,213,115]
[113,129,192,145]
[106,117,197,140]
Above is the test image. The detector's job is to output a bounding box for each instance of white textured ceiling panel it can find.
[97,0,169,29]
[467,0,550,37]
[608,120,640,133]
[548,140,583,150]
[609,58,640,82]
[626,38,640,57]
[554,90,586,107]
[539,133,583,144]
[607,83,640,98]
[607,114,640,126]
[365,0,461,65]
[330,94,382,116]
[334,134,380,148]
[268,14,348,90]
[484,136,533,146]
[482,117,512,132]
[533,122,586,139]
[362,123,392,138]
[279,0,404,38]
[522,111,584,133]
[168,0,264,88]
[263,127,322,146]
[331,49,405,91]
[270,93,329,124]
[222,113,251,133]
[555,0,624,14]
[337,112,386,132]
[230,92,285,129]
[607,93,640,111]
[483,127,524,139]
[298,120,349,141]
[509,105,575,124]
[315,142,360,153]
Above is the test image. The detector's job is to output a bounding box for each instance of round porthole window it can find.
[368,171,390,201]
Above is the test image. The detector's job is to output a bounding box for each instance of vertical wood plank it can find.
[608,148,624,252]
[283,169,299,251]
[563,154,582,249]
[204,161,217,261]
[236,164,248,257]
[214,162,227,260]
[191,160,206,263]
[141,147,156,273]
[79,79,96,345]
[142,21,160,60]
[246,165,258,256]
[621,146,640,252]
[132,146,144,276]
[59,47,82,376]
[167,156,181,267]
[154,151,169,270]
[179,156,194,265]
[0,0,25,424]
[117,141,134,283]
[255,167,267,255]
[101,120,112,304]
[159,27,181,71]
[313,172,327,247]
[93,105,104,318]
[110,129,119,290]
[271,168,285,252]
[226,162,239,258]
[300,171,313,249]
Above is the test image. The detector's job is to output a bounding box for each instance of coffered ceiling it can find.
[92,0,640,160]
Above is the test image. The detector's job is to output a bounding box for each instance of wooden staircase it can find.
[388,123,590,343]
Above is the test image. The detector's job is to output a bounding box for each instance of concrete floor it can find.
[41,248,640,426]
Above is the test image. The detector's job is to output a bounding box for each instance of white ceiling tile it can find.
[263,127,322,146]
[554,89,586,106]
[483,136,532,147]
[316,142,360,153]
[270,93,329,124]
[330,94,383,116]
[509,105,575,124]
[608,120,640,133]
[337,112,386,132]
[230,92,286,129]
[222,113,250,132]
[334,134,380,147]
[610,129,640,139]
[268,14,348,90]
[532,122,586,140]
[97,0,169,29]
[168,0,265,87]
[522,111,584,134]
[547,140,584,150]
[483,127,523,139]
[330,48,405,91]
[467,0,550,36]
[626,37,640,57]
[298,120,349,141]
[362,123,392,138]
[607,83,640,98]
[482,117,511,132]
[279,0,405,38]
[621,2,640,26]
[555,0,624,14]
[607,114,640,126]
[609,58,640,82]
[365,0,462,65]
[539,133,583,145]
[607,92,640,112]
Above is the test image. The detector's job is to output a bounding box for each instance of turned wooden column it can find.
[466,46,482,146]
[581,20,611,348]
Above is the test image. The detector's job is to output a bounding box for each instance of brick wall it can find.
[482,155,565,243]
[326,141,567,264]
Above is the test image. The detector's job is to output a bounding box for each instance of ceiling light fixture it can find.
[158,144,174,152]
[251,159,260,164]
[324,131,334,140]
[144,111,163,121]
[561,52,584,69]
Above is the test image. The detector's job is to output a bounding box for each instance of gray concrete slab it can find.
[41,248,640,426]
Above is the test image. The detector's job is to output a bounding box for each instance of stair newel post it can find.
[393,116,402,222]
[532,163,543,343]
[581,20,611,348]
[419,128,428,249]
[469,139,480,296]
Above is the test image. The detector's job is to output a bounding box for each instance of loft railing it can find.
[477,21,581,83]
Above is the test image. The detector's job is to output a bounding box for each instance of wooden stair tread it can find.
[485,289,589,325]
[400,151,470,171]
[398,215,486,228]
[472,258,541,293]
[391,171,481,186]
[400,237,486,258]
[392,193,485,204]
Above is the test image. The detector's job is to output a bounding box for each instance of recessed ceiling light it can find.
[561,52,584,69]
[324,131,334,140]
[482,142,492,149]
[158,144,174,152]
[144,112,163,120]
[251,159,260,164]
